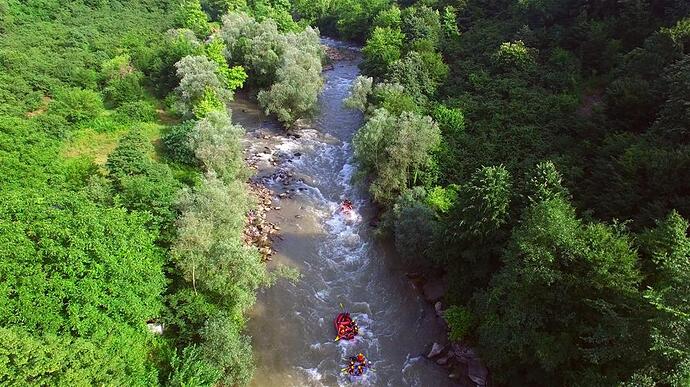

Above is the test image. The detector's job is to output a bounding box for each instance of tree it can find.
[167,345,221,387]
[493,40,537,72]
[0,190,165,384]
[524,160,569,204]
[361,27,404,79]
[200,314,255,386]
[101,54,144,106]
[172,174,266,313]
[205,37,248,91]
[392,187,437,266]
[175,55,232,118]
[177,0,210,38]
[257,27,323,127]
[401,5,441,47]
[353,108,441,204]
[344,75,373,112]
[636,211,690,384]
[373,5,401,30]
[390,50,448,101]
[190,110,246,180]
[473,197,644,385]
[454,165,512,239]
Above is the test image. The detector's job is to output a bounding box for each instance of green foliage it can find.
[637,211,690,384]
[106,130,181,232]
[177,0,211,37]
[190,110,246,180]
[150,28,203,97]
[0,190,165,384]
[221,12,323,127]
[101,54,145,106]
[444,305,472,341]
[392,187,437,265]
[173,174,265,302]
[0,326,158,386]
[344,75,373,112]
[333,0,390,42]
[192,87,226,118]
[456,165,512,238]
[163,121,197,165]
[494,40,537,72]
[353,108,441,204]
[257,27,323,127]
[49,88,104,125]
[524,160,569,204]
[175,55,232,117]
[441,6,459,40]
[390,50,448,101]
[205,38,248,91]
[371,82,419,115]
[361,27,404,79]
[200,314,255,386]
[115,100,157,123]
[168,345,221,387]
[373,5,401,29]
[426,185,458,214]
[473,197,643,385]
[432,105,464,135]
[106,130,155,179]
[401,5,441,47]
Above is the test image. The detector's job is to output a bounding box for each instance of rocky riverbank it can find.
[408,272,490,387]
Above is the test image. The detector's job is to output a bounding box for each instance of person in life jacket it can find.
[345,353,370,376]
[334,312,359,341]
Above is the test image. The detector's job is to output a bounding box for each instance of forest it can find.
[1,0,689,386]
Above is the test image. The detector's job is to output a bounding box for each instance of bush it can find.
[163,121,197,165]
[432,105,464,135]
[102,55,144,106]
[168,345,221,387]
[494,40,537,72]
[444,305,472,341]
[49,88,104,124]
[361,27,404,79]
[115,101,157,123]
[393,188,437,265]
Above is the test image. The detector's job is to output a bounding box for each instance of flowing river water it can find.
[234,39,458,387]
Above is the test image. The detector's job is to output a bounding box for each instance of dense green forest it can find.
[0,0,316,385]
[331,0,690,385]
[1,0,689,385]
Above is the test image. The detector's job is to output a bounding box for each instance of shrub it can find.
[101,55,144,106]
[168,345,221,387]
[361,27,404,79]
[494,40,537,72]
[444,305,472,341]
[163,121,197,165]
[49,88,104,124]
[115,101,157,123]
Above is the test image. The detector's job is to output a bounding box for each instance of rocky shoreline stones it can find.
[243,182,279,262]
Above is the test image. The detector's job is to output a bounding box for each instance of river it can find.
[233,39,458,387]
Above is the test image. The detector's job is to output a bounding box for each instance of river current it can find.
[234,39,457,387]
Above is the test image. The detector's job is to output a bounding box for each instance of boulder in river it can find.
[427,342,445,358]
[468,358,488,386]
[435,301,444,317]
